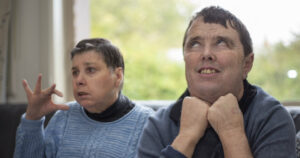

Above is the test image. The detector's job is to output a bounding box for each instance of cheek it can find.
[220,53,240,67]
[71,79,76,89]
[95,75,115,89]
[184,55,196,69]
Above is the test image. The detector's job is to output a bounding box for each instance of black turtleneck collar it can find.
[84,94,135,122]
[170,80,257,124]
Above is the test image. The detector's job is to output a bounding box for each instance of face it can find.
[184,17,253,103]
[72,51,123,113]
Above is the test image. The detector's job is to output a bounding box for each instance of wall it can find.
[0,0,11,102]
[0,0,90,103]
[7,0,54,103]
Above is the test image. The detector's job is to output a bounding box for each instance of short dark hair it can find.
[183,6,253,56]
[71,38,124,73]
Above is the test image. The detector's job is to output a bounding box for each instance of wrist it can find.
[171,133,200,158]
[25,111,42,120]
[218,129,253,158]
[218,127,245,140]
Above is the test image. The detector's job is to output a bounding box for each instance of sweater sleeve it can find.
[136,113,164,158]
[14,110,68,158]
[136,108,185,158]
[161,145,187,158]
[14,114,46,158]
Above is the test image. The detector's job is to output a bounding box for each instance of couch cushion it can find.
[0,104,55,158]
[0,104,27,158]
[286,106,300,133]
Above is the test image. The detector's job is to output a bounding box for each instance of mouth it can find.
[198,67,220,74]
[77,92,89,97]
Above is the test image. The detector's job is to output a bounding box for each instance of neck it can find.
[190,83,244,104]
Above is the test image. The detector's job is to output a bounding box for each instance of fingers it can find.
[54,89,63,97]
[44,84,56,96]
[44,84,64,98]
[22,79,33,95]
[33,74,42,93]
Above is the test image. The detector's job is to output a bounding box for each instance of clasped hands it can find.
[173,93,245,157]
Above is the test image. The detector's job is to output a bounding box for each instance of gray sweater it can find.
[137,86,296,158]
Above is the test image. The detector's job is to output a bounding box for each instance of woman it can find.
[14,38,153,158]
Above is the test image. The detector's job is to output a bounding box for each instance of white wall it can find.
[0,0,11,102]
[1,0,90,103]
[8,0,54,103]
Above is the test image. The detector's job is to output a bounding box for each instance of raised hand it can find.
[22,74,69,120]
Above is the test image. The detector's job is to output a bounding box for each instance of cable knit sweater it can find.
[14,102,153,158]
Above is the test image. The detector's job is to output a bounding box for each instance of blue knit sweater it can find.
[14,102,153,158]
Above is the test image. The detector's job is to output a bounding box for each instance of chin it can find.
[77,100,93,108]
[191,85,224,100]
[196,84,221,92]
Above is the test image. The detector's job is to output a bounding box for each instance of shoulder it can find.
[245,86,297,157]
[137,103,174,126]
[247,86,291,120]
[138,104,179,150]
[133,104,154,116]
[144,104,178,136]
[245,85,295,140]
[151,105,173,122]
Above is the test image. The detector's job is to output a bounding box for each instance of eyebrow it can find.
[188,36,203,43]
[71,62,96,70]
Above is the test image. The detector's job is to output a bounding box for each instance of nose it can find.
[75,73,86,86]
[201,46,215,61]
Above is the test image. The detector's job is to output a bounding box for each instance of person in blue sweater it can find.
[137,6,296,158]
[14,38,153,158]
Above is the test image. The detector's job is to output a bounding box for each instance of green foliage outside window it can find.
[91,0,300,101]
[248,35,300,102]
[91,0,193,100]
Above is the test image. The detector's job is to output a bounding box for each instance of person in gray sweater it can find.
[136,6,296,158]
[14,38,153,158]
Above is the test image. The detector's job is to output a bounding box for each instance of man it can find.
[137,6,296,158]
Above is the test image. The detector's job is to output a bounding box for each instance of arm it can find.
[208,93,253,158]
[136,108,187,158]
[171,97,210,158]
[14,115,46,158]
[14,110,69,158]
[14,74,69,158]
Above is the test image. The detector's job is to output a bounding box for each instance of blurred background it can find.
[1,0,300,105]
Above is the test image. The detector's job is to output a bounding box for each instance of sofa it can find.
[1,102,299,158]
[0,104,54,158]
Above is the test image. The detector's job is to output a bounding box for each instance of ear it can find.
[114,67,124,88]
[243,53,254,79]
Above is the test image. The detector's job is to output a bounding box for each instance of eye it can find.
[86,67,96,73]
[72,70,79,77]
[216,38,227,46]
[188,40,201,48]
